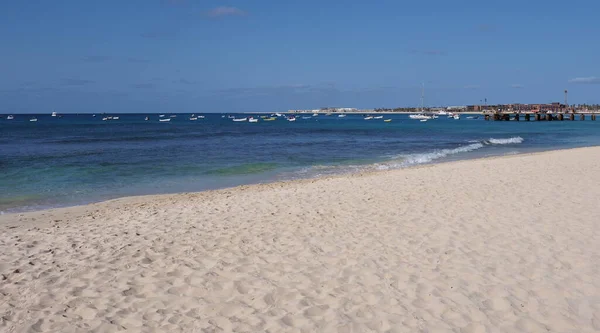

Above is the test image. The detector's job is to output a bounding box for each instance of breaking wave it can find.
[297,136,525,176]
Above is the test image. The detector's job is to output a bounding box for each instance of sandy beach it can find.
[1,147,600,333]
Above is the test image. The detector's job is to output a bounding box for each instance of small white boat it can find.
[190,117,198,121]
[248,118,258,123]
[420,119,428,122]
[170,115,177,118]
[30,118,38,122]
[364,116,373,120]
[145,116,149,121]
[51,111,57,117]
[102,117,108,121]
[159,114,165,118]
[228,115,235,119]
[301,116,312,119]
[159,118,171,122]
[92,114,96,117]
[7,115,14,120]
[312,113,319,116]
[384,119,392,122]
[287,117,296,122]
[373,116,384,119]
[338,114,346,118]
[112,116,119,120]
[453,114,460,120]
[232,117,247,122]
[409,114,432,120]
[198,115,205,119]
[275,113,283,117]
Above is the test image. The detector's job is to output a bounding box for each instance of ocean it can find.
[2,113,599,213]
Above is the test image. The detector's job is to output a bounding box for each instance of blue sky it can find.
[1,0,599,113]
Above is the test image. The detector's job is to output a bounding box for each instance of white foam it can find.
[486,136,524,145]
[297,136,525,176]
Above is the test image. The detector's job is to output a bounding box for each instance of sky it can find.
[1,0,599,113]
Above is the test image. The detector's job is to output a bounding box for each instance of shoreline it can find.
[0,144,596,223]
[2,145,600,332]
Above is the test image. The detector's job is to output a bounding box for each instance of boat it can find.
[384,119,392,122]
[228,115,235,119]
[92,114,96,117]
[145,116,149,121]
[453,114,460,120]
[51,111,57,117]
[338,114,346,118]
[301,116,312,119]
[190,117,198,121]
[6,115,14,120]
[159,114,165,118]
[198,115,205,119]
[326,113,332,116]
[287,117,296,122]
[364,116,373,120]
[159,118,171,122]
[373,116,384,119]
[30,117,38,122]
[420,119,428,122]
[248,117,258,123]
[112,116,119,120]
[232,117,247,122]
[264,117,277,121]
[275,113,283,117]
[312,113,319,116]
[102,117,108,121]
[170,115,177,118]
[437,111,448,116]
[260,115,269,119]
[410,83,432,120]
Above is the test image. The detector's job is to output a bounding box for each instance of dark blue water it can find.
[2,113,600,213]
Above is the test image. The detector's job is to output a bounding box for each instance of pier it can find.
[484,112,597,121]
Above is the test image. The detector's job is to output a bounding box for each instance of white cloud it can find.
[568,77,600,84]
[206,6,246,17]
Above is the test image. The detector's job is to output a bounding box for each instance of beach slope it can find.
[1,147,600,332]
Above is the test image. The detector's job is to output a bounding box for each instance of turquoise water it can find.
[1,113,600,213]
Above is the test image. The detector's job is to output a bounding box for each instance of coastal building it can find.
[467,102,567,113]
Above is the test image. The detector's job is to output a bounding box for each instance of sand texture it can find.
[1,147,600,332]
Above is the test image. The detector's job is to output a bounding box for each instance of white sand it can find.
[1,147,600,333]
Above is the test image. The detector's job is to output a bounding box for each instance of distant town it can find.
[288,103,600,114]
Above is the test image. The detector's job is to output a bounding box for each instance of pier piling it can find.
[570,114,575,121]
[580,114,585,121]
[535,114,541,121]
[546,114,552,121]
[558,114,564,121]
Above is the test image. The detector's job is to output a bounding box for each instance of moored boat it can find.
[159,118,171,122]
